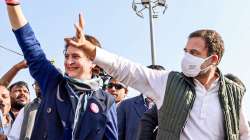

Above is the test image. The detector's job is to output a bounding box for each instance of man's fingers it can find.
[64,38,78,47]
[74,24,81,40]
[15,60,28,69]
[74,24,81,36]
[20,60,28,68]
[64,37,96,60]
[74,24,85,40]
[79,13,85,30]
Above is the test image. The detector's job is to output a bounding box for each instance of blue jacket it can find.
[13,23,118,140]
[117,94,147,140]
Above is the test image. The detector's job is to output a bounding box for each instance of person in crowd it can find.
[137,103,158,140]
[137,73,248,140]
[8,81,42,140]
[0,60,27,139]
[8,81,30,119]
[0,85,12,139]
[117,65,165,140]
[64,14,250,139]
[117,94,151,140]
[146,65,165,71]
[4,1,117,140]
[0,60,29,120]
[92,65,111,90]
[106,78,128,105]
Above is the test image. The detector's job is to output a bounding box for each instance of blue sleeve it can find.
[104,102,118,140]
[117,102,126,140]
[13,23,62,96]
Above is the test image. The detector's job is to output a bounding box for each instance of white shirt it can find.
[8,108,24,140]
[94,47,250,140]
[0,111,12,136]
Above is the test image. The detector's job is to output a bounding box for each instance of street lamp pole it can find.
[132,0,167,65]
[148,0,156,65]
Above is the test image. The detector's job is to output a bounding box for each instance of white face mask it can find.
[181,53,212,77]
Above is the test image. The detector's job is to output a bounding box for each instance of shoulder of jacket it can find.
[224,77,245,93]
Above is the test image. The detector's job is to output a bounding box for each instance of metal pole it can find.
[148,0,156,65]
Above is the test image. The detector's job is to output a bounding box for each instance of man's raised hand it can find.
[14,60,28,70]
[64,13,97,60]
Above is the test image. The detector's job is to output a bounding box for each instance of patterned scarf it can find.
[64,76,101,140]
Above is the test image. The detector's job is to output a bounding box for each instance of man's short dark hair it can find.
[9,81,29,92]
[188,29,224,64]
[147,65,165,71]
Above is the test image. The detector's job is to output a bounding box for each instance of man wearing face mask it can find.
[68,20,250,140]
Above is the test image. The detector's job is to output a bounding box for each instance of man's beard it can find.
[12,102,25,110]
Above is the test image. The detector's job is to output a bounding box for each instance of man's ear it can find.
[211,54,219,65]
